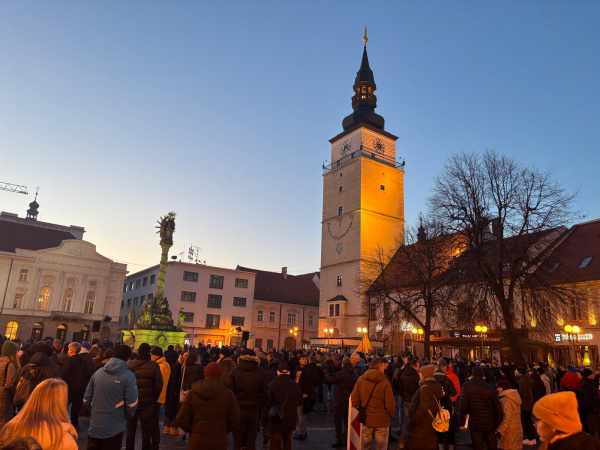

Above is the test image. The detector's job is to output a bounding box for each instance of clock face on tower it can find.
[340,140,351,158]
[336,243,343,253]
[373,138,385,154]
[326,215,354,240]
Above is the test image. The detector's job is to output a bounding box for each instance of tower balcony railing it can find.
[322,145,405,173]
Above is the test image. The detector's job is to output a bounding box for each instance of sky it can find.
[0,1,598,276]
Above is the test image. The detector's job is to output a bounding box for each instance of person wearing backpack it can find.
[458,366,503,450]
[0,340,20,429]
[15,343,60,408]
[405,365,444,450]
[433,361,457,450]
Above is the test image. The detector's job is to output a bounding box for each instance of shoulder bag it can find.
[356,381,379,424]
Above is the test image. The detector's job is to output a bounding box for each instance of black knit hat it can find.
[151,346,163,357]
[220,347,230,357]
[138,343,151,355]
[113,345,132,362]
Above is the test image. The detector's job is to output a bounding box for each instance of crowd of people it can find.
[0,335,600,450]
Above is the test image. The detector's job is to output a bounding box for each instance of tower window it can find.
[337,275,343,287]
[380,185,386,191]
[339,186,344,193]
[580,257,594,269]
[338,206,344,216]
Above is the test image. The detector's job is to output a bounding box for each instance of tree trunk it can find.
[500,302,526,365]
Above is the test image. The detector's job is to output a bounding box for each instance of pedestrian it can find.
[267,363,303,450]
[126,343,163,450]
[351,352,367,377]
[0,378,78,450]
[433,361,457,450]
[458,366,503,450]
[515,365,536,445]
[291,354,321,440]
[350,357,395,450]
[324,357,358,448]
[176,362,241,450]
[406,365,444,450]
[578,368,599,437]
[533,391,600,449]
[60,342,93,429]
[496,380,523,450]
[162,346,182,435]
[217,347,236,382]
[397,358,421,449]
[84,345,138,450]
[16,342,60,402]
[0,340,20,428]
[150,346,170,447]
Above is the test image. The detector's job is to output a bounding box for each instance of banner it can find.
[347,398,362,450]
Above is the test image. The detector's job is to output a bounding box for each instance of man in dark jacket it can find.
[516,365,536,445]
[126,343,163,450]
[228,352,268,450]
[458,366,503,450]
[324,357,358,448]
[61,342,94,429]
[580,368,599,437]
[397,358,420,448]
[267,363,303,450]
[291,354,321,440]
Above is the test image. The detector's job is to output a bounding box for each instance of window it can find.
[549,262,561,273]
[335,304,340,316]
[329,304,334,316]
[123,284,127,292]
[255,338,263,349]
[269,312,275,323]
[181,291,197,302]
[133,296,138,306]
[121,300,125,309]
[127,298,131,307]
[150,275,156,284]
[210,275,224,289]
[336,275,343,287]
[183,271,198,282]
[308,315,314,326]
[37,287,50,311]
[148,293,154,301]
[62,288,73,312]
[84,291,95,314]
[380,185,386,191]
[338,206,344,216]
[502,262,510,272]
[580,257,594,269]
[339,186,344,193]
[369,303,377,320]
[257,310,264,322]
[129,282,134,290]
[232,316,245,326]
[266,339,274,350]
[287,313,296,325]
[143,277,148,286]
[235,278,248,288]
[5,321,18,340]
[206,314,220,329]
[183,312,195,323]
[18,269,29,282]
[233,297,247,307]
[140,295,145,304]
[208,294,222,308]
[542,300,552,322]
[571,298,582,321]
[135,280,140,289]
[13,293,23,309]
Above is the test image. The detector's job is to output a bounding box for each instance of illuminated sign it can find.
[554,333,561,342]
[561,333,593,341]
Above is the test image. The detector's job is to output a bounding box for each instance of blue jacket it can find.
[84,357,138,439]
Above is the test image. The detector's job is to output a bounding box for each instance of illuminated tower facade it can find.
[320,34,405,339]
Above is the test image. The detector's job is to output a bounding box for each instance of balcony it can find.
[323,145,405,173]
[50,311,82,321]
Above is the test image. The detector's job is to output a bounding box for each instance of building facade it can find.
[0,211,126,343]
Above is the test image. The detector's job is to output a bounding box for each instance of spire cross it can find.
[363,26,368,45]
[35,186,40,200]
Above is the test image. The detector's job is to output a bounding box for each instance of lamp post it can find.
[411,328,424,357]
[564,325,582,365]
[289,326,298,349]
[357,327,368,337]
[475,325,488,360]
[324,327,334,347]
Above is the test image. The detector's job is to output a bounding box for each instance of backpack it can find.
[422,385,450,433]
[14,365,42,407]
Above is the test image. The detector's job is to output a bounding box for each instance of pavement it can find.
[75,404,541,449]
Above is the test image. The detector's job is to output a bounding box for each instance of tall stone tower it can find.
[320,35,405,339]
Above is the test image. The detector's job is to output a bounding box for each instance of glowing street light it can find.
[324,327,334,346]
[289,326,298,337]
[357,327,368,336]
[475,325,488,359]
[564,324,582,364]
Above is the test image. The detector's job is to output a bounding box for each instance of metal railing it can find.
[323,146,405,173]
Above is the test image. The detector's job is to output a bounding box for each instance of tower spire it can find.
[342,27,385,131]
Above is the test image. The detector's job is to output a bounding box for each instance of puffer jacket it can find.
[458,376,503,432]
[128,356,163,410]
[152,356,171,404]
[518,373,534,411]
[406,379,443,450]
[267,374,303,433]
[398,365,420,403]
[228,355,267,409]
[325,363,358,406]
[176,377,241,450]
[350,369,395,428]
[445,365,461,402]
[497,389,523,450]
[61,353,94,397]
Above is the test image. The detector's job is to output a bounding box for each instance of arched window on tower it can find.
[84,291,95,314]
[37,287,50,310]
[5,321,18,340]
[62,288,74,312]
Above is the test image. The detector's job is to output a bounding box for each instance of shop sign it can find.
[554,333,562,342]
[400,322,413,331]
[561,333,593,341]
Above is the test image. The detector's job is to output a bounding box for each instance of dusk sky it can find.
[1,2,598,276]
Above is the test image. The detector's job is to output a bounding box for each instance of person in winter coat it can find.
[578,368,599,437]
[351,358,395,450]
[496,380,523,450]
[150,346,170,447]
[497,365,519,390]
[533,391,600,450]
[0,378,78,450]
[458,366,503,450]
[351,352,366,377]
[228,352,268,450]
[433,362,457,450]
[83,345,138,450]
[531,369,547,404]
[163,351,182,435]
[291,354,322,440]
[17,343,60,395]
[176,362,241,450]
[267,363,303,450]
[217,347,236,382]
[539,368,552,396]
[60,342,93,429]
[0,340,19,429]
[406,365,444,450]
[397,358,420,448]
[126,343,163,450]
[324,357,358,447]
[515,365,536,445]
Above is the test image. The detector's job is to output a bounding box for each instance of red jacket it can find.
[446,365,461,402]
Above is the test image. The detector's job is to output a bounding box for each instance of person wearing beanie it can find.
[176,360,240,450]
[267,362,303,449]
[83,344,138,448]
[458,365,503,450]
[324,356,359,447]
[496,379,523,450]
[217,346,236,383]
[578,367,599,436]
[533,392,600,449]
[515,364,536,444]
[0,341,20,428]
[126,344,163,450]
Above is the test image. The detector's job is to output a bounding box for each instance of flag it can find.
[347,397,362,450]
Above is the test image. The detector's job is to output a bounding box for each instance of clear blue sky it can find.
[1,2,598,275]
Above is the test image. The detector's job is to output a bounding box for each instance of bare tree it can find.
[429,150,581,364]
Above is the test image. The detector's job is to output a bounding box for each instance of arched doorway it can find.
[101,326,110,341]
[56,324,67,341]
[284,336,296,349]
[32,322,44,341]
[81,325,90,341]
[5,321,18,340]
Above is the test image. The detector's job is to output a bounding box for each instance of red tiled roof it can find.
[236,266,319,306]
[0,220,76,253]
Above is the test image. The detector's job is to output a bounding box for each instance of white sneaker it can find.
[523,439,536,446]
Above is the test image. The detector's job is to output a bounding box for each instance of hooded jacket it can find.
[445,365,461,402]
[218,356,236,382]
[18,352,60,386]
[350,369,395,428]
[84,358,139,439]
[497,389,523,450]
[228,355,267,409]
[176,377,241,450]
[407,378,444,450]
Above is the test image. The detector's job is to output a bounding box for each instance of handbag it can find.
[356,381,379,424]
[179,353,190,403]
[269,391,290,424]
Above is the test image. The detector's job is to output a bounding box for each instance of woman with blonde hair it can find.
[0,378,78,450]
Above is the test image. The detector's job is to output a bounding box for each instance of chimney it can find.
[282,267,288,279]
[491,218,502,239]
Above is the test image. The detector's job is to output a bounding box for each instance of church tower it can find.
[320,31,405,339]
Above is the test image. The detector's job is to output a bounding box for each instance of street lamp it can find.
[564,324,582,365]
[324,327,334,346]
[475,325,488,360]
[411,328,424,356]
[357,327,368,336]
